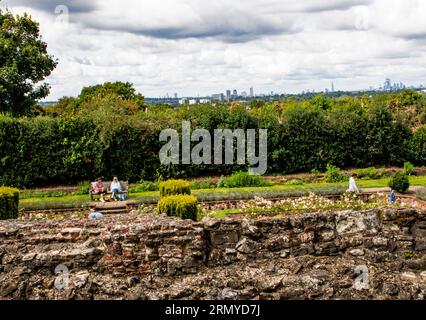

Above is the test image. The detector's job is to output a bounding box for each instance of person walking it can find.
[347,174,360,193]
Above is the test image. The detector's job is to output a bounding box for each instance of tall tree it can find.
[0,8,57,115]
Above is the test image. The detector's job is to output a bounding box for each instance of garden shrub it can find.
[130,180,159,193]
[216,171,266,188]
[0,187,19,220]
[409,125,426,165]
[158,194,198,220]
[389,172,410,193]
[190,178,213,190]
[355,167,383,180]
[72,181,91,195]
[311,169,321,179]
[403,162,414,175]
[159,179,191,197]
[324,164,346,183]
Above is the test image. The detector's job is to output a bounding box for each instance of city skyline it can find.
[155,78,424,100]
[4,0,426,101]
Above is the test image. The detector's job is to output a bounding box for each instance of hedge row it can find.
[0,103,425,187]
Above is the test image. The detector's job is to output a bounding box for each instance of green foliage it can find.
[284,179,305,186]
[159,179,191,197]
[190,178,214,190]
[216,171,266,188]
[389,172,410,193]
[403,162,414,175]
[324,164,346,183]
[73,181,91,196]
[130,180,159,193]
[1,89,425,187]
[311,169,321,176]
[310,95,333,110]
[158,195,197,220]
[399,90,422,108]
[403,251,413,259]
[355,167,383,180]
[409,126,426,165]
[20,189,67,199]
[0,187,19,220]
[0,9,57,115]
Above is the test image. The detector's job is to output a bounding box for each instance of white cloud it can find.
[3,0,426,99]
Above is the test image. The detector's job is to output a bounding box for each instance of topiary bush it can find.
[158,195,198,220]
[159,179,191,197]
[389,172,410,193]
[0,187,20,220]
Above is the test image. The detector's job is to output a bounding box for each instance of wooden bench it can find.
[89,181,129,201]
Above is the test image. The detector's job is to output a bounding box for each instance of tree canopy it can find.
[0,8,57,115]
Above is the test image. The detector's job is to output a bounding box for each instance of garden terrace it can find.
[17,172,426,212]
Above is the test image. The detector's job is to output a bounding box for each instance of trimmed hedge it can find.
[0,187,19,220]
[158,195,198,220]
[0,101,424,187]
[160,180,191,197]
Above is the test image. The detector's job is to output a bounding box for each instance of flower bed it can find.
[200,192,410,219]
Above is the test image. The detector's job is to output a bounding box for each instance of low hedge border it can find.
[0,187,20,220]
[158,194,198,220]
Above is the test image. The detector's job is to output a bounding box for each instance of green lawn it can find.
[19,175,426,211]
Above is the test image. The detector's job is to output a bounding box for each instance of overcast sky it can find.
[3,0,426,99]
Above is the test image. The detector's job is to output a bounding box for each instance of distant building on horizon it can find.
[212,93,224,102]
[384,78,392,91]
[226,90,231,101]
[331,82,335,92]
[250,87,254,97]
[179,98,189,105]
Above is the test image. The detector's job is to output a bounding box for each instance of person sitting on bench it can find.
[110,176,122,201]
[91,178,105,202]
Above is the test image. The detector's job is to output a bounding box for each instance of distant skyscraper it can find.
[226,90,231,101]
[174,93,178,99]
[250,87,254,97]
[233,89,238,97]
[384,78,392,90]
[331,82,335,92]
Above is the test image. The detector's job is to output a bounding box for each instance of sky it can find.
[3,0,426,99]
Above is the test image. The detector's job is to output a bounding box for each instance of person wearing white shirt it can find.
[348,174,360,193]
[110,177,122,200]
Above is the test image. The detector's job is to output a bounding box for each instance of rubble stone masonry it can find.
[0,208,426,300]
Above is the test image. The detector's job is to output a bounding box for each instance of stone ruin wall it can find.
[0,208,426,300]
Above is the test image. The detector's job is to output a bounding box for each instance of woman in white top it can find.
[110,177,122,200]
[348,174,360,193]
